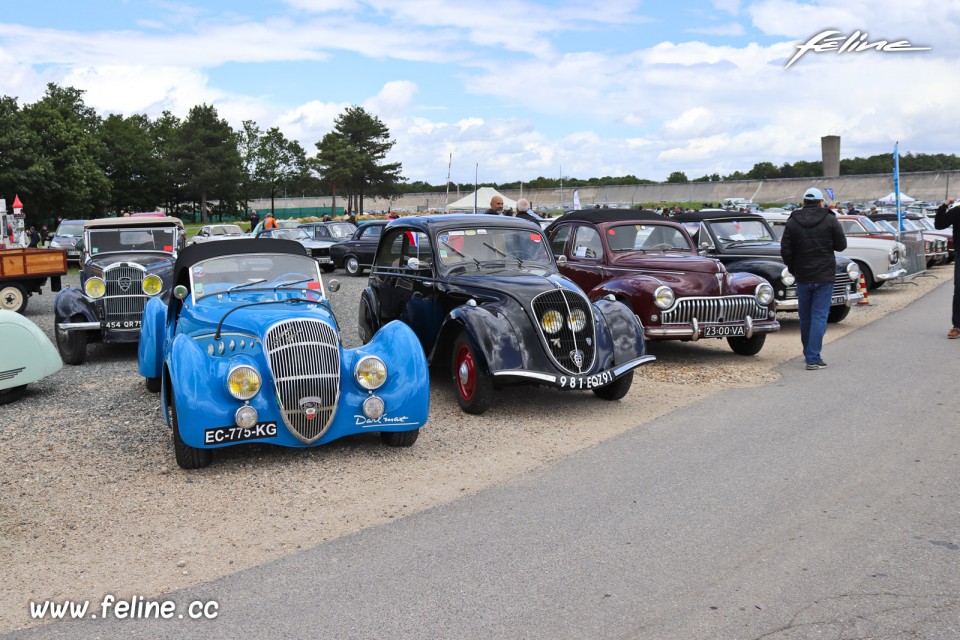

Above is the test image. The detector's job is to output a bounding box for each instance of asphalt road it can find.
[12,281,960,640]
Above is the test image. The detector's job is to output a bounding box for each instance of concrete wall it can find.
[248,170,960,213]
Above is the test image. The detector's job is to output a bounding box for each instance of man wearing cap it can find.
[780,187,847,370]
[934,197,960,338]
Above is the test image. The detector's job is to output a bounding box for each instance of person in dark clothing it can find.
[249,210,260,231]
[780,187,847,370]
[27,226,40,248]
[484,196,505,215]
[934,197,960,338]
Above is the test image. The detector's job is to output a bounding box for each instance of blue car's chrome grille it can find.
[531,288,596,375]
[661,295,765,325]
[102,265,146,325]
[264,319,340,444]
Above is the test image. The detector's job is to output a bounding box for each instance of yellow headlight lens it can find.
[227,366,261,400]
[653,286,675,310]
[84,277,106,298]
[142,274,163,296]
[567,308,587,332]
[542,309,563,334]
[355,356,387,390]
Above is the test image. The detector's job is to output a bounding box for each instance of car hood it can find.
[715,242,782,257]
[447,268,583,303]
[87,252,176,270]
[52,235,82,246]
[608,253,726,274]
[181,294,338,337]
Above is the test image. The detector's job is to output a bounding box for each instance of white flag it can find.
[573,189,581,210]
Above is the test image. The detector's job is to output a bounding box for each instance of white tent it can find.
[877,192,915,205]
[445,187,517,212]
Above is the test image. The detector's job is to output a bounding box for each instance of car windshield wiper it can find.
[483,241,525,268]
[441,241,481,269]
[274,278,311,291]
[227,278,267,293]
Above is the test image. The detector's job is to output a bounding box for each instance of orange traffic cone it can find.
[857,273,870,305]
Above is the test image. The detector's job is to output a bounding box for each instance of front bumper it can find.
[491,355,656,389]
[876,267,908,282]
[645,317,780,341]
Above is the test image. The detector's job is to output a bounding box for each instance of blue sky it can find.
[1,0,957,186]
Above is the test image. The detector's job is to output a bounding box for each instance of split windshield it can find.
[87,227,178,255]
[189,253,323,301]
[436,227,552,271]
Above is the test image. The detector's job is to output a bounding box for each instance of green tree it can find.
[253,127,310,215]
[666,171,688,183]
[312,131,363,215]
[747,161,780,179]
[148,111,184,215]
[173,104,242,222]
[99,113,161,214]
[0,96,35,207]
[18,84,110,222]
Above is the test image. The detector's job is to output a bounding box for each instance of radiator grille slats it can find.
[102,266,146,324]
[531,289,596,375]
[661,295,766,325]
[265,319,340,443]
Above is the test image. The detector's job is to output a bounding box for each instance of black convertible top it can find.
[551,209,667,225]
[673,210,765,223]
[173,238,307,287]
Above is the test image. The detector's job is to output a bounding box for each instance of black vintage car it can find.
[329,220,388,276]
[357,214,656,414]
[675,210,862,323]
[53,216,184,364]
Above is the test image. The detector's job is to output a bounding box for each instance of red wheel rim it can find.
[455,345,475,401]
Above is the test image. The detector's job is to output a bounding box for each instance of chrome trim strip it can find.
[491,370,557,382]
[57,322,101,330]
[612,355,657,377]
[876,268,908,281]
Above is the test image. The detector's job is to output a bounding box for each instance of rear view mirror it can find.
[556,255,568,266]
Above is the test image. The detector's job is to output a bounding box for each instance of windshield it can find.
[609,223,693,252]
[189,253,323,301]
[56,223,85,238]
[212,225,242,236]
[265,229,309,241]
[436,227,552,271]
[87,227,178,254]
[327,223,355,239]
[707,219,776,244]
[858,217,883,232]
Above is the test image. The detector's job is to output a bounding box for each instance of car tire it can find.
[169,384,211,470]
[856,262,875,290]
[55,317,87,365]
[827,304,851,323]
[0,283,27,313]
[380,429,419,447]
[0,385,26,405]
[727,333,766,356]
[145,376,162,393]
[452,331,492,415]
[592,371,633,401]
[345,256,362,276]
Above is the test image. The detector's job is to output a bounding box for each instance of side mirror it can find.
[406,257,430,270]
[700,241,712,251]
[326,279,341,293]
[556,255,568,266]
[173,285,188,300]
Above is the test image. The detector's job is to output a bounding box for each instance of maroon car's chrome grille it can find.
[531,289,596,375]
[661,295,766,325]
[102,265,146,325]
[264,319,340,444]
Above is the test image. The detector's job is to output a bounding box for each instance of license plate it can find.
[204,422,277,445]
[831,295,847,305]
[703,325,745,337]
[104,320,141,329]
[557,370,615,390]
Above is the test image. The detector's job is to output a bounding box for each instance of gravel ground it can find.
[0,263,953,632]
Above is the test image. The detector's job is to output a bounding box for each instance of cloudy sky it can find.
[0,0,957,185]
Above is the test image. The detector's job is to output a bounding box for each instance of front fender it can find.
[726,271,769,293]
[723,258,785,285]
[444,304,523,372]
[593,298,647,365]
[53,288,97,323]
[138,295,168,379]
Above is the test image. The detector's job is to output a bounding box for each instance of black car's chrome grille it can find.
[264,319,341,444]
[531,289,596,375]
[102,265,146,325]
[661,295,766,325]
[833,272,852,299]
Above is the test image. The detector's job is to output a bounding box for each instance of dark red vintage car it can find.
[546,210,780,355]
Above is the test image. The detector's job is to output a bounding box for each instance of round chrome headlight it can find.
[755,282,774,306]
[84,277,106,298]
[227,365,261,400]
[567,308,587,332]
[355,356,387,390]
[780,267,796,286]
[235,405,259,428]
[142,274,163,296]
[363,395,385,420]
[542,309,563,334]
[653,286,675,310]
[846,261,860,281]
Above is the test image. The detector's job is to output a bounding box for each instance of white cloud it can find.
[686,22,745,36]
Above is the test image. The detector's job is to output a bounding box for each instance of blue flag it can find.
[825,188,834,201]
[893,142,903,232]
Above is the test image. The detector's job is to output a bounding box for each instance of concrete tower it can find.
[821,135,840,177]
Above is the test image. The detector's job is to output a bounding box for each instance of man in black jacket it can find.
[934,198,960,338]
[780,187,847,370]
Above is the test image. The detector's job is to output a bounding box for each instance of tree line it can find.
[3,83,959,225]
[0,84,401,225]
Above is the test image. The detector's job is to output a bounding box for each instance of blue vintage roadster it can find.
[138,238,429,469]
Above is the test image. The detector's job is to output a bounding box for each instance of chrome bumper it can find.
[57,321,101,330]
[645,316,780,341]
[876,267,908,282]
